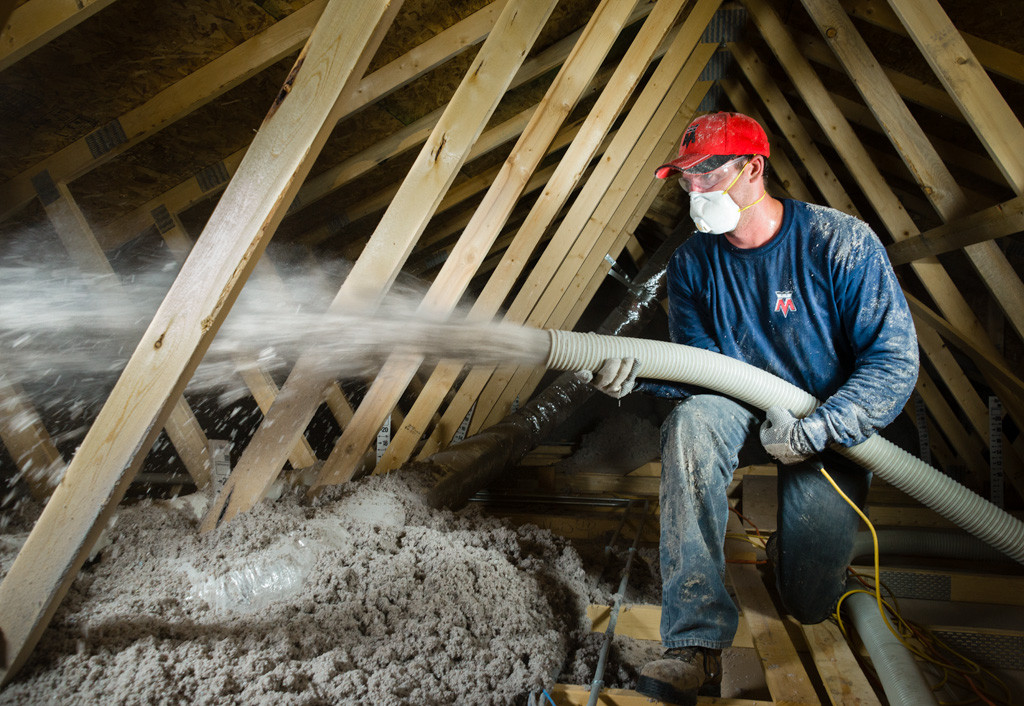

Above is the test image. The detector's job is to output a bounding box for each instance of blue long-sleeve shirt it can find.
[637,199,919,451]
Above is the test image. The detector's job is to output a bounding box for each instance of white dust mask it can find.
[687,160,764,234]
[689,190,741,234]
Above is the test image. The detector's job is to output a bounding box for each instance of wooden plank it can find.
[0,374,63,499]
[38,178,213,488]
[742,0,1024,484]
[98,0,511,250]
[801,620,883,705]
[0,0,117,72]
[587,603,756,649]
[490,509,663,543]
[475,79,709,429]
[728,40,860,217]
[796,29,963,123]
[887,195,1024,265]
[0,0,331,218]
[725,512,820,705]
[799,0,1024,343]
[154,209,319,472]
[376,0,699,473]
[907,293,1024,402]
[885,0,1024,193]
[309,0,643,489]
[840,0,1024,84]
[550,683,765,705]
[0,0,402,685]
[307,74,599,255]
[201,0,560,529]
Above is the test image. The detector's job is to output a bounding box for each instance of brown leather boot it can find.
[635,647,723,705]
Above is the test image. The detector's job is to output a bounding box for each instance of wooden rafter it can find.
[742,0,1024,488]
[376,0,712,473]
[98,0,510,250]
[0,0,403,685]
[310,0,646,490]
[35,175,213,487]
[887,195,1024,265]
[200,0,562,530]
[0,0,118,73]
[0,374,63,500]
[0,0,331,219]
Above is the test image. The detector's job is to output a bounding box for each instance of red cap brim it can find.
[654,153,713,179]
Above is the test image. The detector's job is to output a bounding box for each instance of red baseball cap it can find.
[655,112,770,179]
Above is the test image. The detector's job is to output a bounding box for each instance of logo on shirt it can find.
[774,290,796,317]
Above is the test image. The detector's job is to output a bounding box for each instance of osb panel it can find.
[70,59,295,229]
[367,0,493,71]
[0,0,314,180]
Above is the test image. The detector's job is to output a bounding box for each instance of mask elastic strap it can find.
[720,160,749,195]
[739,190,766,212]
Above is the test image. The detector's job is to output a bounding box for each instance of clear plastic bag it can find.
[186,534,316,615]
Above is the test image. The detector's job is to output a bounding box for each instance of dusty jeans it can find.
[659,394,871,649]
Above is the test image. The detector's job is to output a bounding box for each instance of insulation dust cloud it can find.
[0,253,550,409]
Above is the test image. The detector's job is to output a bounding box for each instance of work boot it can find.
[635,647,722,705]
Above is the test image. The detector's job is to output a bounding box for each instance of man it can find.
[582,112,918,704]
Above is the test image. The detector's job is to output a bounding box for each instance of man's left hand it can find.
[760,407,814,465]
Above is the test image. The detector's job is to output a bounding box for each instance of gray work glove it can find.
[760,407,815,465]
[575,357,641,400]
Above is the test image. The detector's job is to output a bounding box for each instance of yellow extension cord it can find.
[819,467,1011,705]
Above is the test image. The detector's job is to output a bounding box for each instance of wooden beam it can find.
[728,40,860,216]
[907,293,1024,403]
[742,0,1024,483]
[375,0,703,474]
[303,73,598,252]
[153,209,319,472]
[309,0,644,489]
[98,0,510,249]
[912,368,990,485]
[799,0,1024,344]
[0,0,402,685]
[840,0,1024,84]
[474,75,711,430]
[884,0,1024,194]
[0,0,332,219]
[550,684,765,705]
[201,0,560,529]
[0,374,63,500]
[0,0,117,73]
[36,176,213,487]
[725,513,819,705]
[887,195,1024,266]
[801,620,884,705]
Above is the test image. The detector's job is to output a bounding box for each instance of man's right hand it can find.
[575,357,641,399]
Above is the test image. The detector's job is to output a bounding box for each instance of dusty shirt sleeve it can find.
[797,226,919,452]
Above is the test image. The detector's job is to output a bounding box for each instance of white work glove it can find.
[760,407,815,465]
[575,357,641,399]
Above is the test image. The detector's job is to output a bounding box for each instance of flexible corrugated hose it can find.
[545,329,1024,565]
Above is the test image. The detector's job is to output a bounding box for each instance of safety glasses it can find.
[677,156,748,192]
